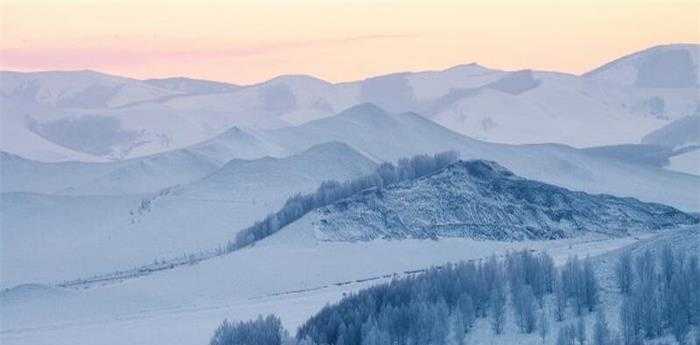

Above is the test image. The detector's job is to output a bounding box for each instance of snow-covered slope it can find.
[0,143,376,287]
[0,151,118,194]
[0,70,179,108]
[256,103,700,212]
[270,160,696,243]
[0,71,251,161]
[10,100,700,210]
[2,221,692,345]
[667,149,700,176]
[0,95,109,162]
[0,124,287,195]
[0,148,220,196]
[163,74,357,129]
[429,68,697,146]
[580,144,673,167]
[142,77,239,95]
[641,114,700,149]
[584,44,700,88]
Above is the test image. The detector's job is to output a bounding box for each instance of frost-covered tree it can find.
[620,296,638,345]
[490,280,507,335]
[210,315,289,345]
[575,316,587,345]
[661,244,675,287]
[457,293,475,331]
[636,250,656,284]
[582,257,599,313]
[668,270,692,345]
[592,310,610,345]
[447,310,466,345]
[514,285,537,334]
[539,307,550,344]
[557,324,577,345]
[554,272,568,322]
[230,151,460,250]
[616,252,634,295]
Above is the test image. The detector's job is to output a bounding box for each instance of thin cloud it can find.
[0,33,419,70]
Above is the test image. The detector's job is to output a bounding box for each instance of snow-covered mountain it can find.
[270,160,696,244]
[253,103,700,212]
[2,44,697,161]
[0,70,178,108]
[5,102,700,211]
[0,124,287,195]
[142,77,239,95]
[584,43,699,88]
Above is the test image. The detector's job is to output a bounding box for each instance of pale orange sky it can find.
[1,0,698,84]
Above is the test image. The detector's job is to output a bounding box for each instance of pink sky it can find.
[1,0,698,84]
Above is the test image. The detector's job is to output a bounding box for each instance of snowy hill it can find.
[0,70,178,108]
[270,160,696,243]
[0,124,286,195]
[641,114,700,149]
[5,104,700,287]
[7,101,699,210]
[584,44,700,88]
[667,149,700,176]
[0,142,376,287]
[0,148,220,196]
[580,144,674,167]
[142,77,239,95]
[256,103,700,212]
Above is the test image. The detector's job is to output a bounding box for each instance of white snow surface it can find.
[0,142,377,288]
[667,149,700,176]
[1,227,677,345]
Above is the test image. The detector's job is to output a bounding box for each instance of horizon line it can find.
[1,42,697,86]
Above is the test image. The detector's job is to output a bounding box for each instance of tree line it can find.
[227,151,460,251]
[209,245,700,345]
[616,245,700,345]
[210,249,603,345]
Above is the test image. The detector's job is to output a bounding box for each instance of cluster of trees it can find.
[616,245,700,345]
[210,246,700,345]
[210,315,292,345]
[209,250,607,345]
[228,151,460,250]
[292,250,595,345]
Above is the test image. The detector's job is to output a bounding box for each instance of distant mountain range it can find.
[267,160,697,244]
[1,44,698,162]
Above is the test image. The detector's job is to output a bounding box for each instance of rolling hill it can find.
[267,160,696,244]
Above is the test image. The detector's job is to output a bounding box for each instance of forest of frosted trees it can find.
[210,246,700,345]
[228,151,460,250]
[616,245,700,345]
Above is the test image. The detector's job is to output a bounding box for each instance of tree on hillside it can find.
[592,309,610,345]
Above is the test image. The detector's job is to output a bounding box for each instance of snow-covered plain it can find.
[1,226,676,345]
